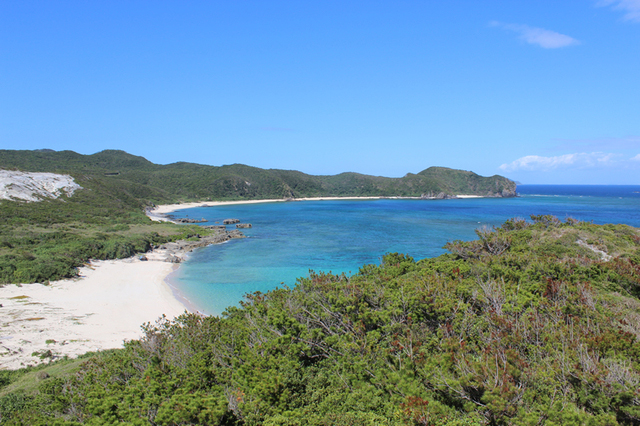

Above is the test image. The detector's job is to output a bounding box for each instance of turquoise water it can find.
[168,185,640,315]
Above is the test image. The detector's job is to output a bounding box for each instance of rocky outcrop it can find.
[501,188,517,198]
[0,170,82,202]
[174,218,208,223]
[236,223,252,229]
[420,192,455,199]
[158,229,245,263]
[164,255,182,263]
[484,188,518,198]
[203,225,227,230]
[223,218,240,224]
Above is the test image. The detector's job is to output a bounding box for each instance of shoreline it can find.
[164,268,209,317]
[146,195,484,221]
[0,195,485,370]
[0,241,211,370]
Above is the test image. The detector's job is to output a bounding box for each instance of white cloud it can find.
[632,154,640,161]
[499,152,622,172]
[598,0,640,22]
[491,21,580,48]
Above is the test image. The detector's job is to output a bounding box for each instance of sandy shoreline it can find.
[1,194,484,370]
[147,195,483,220]
[0,249,189,370]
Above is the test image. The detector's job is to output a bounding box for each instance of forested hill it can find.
[0,149,514,284]
[3,216,640,424]
[0,149,516,202]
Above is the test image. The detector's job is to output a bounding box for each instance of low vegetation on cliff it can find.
[2,216,640,425]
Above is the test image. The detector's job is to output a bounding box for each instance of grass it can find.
[0,355,95,397]
[0,349,122,399]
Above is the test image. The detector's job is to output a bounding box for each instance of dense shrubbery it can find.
[2,217,640,425]
[0,190,211,284]
[0,225,208,284]
[0,232,163,283]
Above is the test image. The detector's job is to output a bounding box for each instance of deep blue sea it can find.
[167,185,640,316]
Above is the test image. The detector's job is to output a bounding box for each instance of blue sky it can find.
[1,1,639,184]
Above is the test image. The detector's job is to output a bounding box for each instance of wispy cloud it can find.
[500,152,624,172]
[632,154,640,161]
[490,21,580,48]
[597,0,640,22]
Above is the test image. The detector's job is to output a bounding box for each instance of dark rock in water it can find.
[174,218,208,223]
[500,188,517,198]
[223,218,240,224]
[485,189,518,198]
[236,223,252,229]
[227,230,245,239]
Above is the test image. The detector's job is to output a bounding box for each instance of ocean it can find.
[166,185,640,316]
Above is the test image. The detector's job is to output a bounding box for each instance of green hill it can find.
[2,216,640,425]
[0,149,515,285]
[0,149,516,202]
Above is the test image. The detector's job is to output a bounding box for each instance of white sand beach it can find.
[146,195,483,220]
[0,252,187,370]
[147,197,383,219]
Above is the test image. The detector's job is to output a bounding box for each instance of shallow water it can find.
[167,185,640,316]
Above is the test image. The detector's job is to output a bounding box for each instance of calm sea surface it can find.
[167,185,640,315]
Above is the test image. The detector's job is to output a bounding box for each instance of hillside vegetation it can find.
[0,163,213,284]
[2,216,640,425]
[0,149,516,284]
[0,149,516,201]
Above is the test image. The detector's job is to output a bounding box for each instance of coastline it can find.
[147,195,484,220]
[0,246,195,370]
[0,195,486,370]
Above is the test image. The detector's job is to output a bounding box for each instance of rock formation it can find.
[174,218,208,223]
[159,229,245,263]
[0,170,82,202]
